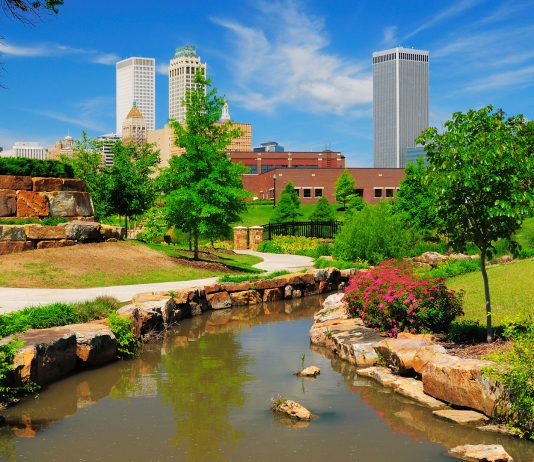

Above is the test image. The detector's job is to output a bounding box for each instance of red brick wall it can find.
[242,168,405,204]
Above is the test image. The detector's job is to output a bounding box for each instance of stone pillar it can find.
[249,226,264,250]
[233,226,248,250]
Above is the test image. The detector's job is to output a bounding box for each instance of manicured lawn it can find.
[0,241,263,289]
[447,258,534,326]
[234,203,344,227]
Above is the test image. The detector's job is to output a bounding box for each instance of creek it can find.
[0,294,532,462]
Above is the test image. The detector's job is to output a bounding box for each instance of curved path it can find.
[0,250,314,313]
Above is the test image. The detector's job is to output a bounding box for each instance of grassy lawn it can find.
[0,241,263,289]
[234,203,344,227]
[447,258,534,327]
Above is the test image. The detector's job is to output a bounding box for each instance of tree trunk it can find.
[188,231,192,251]
[193,231,199,260]
[480,248,493,342]
[124,216,128,237]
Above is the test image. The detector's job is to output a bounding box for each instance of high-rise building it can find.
[373,47,429,168]
[122,102,148,144]
[168,45,206,123]
[1,142,48,160]
[97,133,121,167]
[48,135,74,160]
[116,57,155,136]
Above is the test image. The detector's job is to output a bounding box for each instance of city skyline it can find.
[0,0,533,166]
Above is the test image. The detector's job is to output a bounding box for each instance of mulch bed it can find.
[441,339,513,359]
[171,257,242,273]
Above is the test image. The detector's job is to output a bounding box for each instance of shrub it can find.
[0,158,74,178]
[107,312,139,358]
[333,202,419,265]
[447,319,487,343]
[218,270,290,283]
[344,260,464,336]
[415,258,481,279]
[0,339,24,405]
[136,206,168,243]
[314,257,368,270]
[258,235,330,257]
[483,318,534,438]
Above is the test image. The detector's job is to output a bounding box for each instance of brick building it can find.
[241,167,404,204]
[230,149,345,174]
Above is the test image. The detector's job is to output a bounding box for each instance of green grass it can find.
[217,270,291,283]
[233,203,344,227]
[447,258,534,327]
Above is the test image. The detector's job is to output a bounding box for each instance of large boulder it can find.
[46,191,94,217]
[36,239,76,250]
[272,398,312,421]
[116,298,176,337]
[373,337,433,375]
[229,290,262,306]
[61,221,101,241]
[0,175,32,190]
[206,291,232,310]
[16,190,49,217]
[421,354,501,417]
[66,322,117,366]
[313,292,347,323]
[32,177,87,192]
[100,224,126,240]
[412,344,448,374]
[263,288,283,302]
[24,224,67,240]
[1,327,77,386]
[0,190,17,216]
[0,225,26,241]
[448,444,513,462]
[0,241,33,255]
[432,409,489,425]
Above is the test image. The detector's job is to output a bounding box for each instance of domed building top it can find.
[126,102,144,119]
[174,45,198,59]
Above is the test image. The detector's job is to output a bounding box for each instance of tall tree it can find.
[394,157,437,234]
[60,132,110,220]
[107,141,160,233]
[309,196,335,222]
[335,169,355,209]
[162,71,248,259]
[281,181,301,210]
[270,190,303,223]
[418,106,533,342]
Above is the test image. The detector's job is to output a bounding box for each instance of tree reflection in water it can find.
[158,331,253,462]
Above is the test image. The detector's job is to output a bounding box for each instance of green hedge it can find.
[0,158,74,178]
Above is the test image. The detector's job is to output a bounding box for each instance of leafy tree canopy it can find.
[1,0,63,22]
[281,181,300,209]
[335,169,355,208]
[162,71,248,259]
[309,196,335,222]
[418,105,533,341]
[270,190,303,223]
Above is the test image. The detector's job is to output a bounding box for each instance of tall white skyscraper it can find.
[373,47,429,168]
[169,46,206,123]
[116,57,155,136]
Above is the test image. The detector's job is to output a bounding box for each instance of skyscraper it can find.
[116,57,155,136]
[168,46,206,123]
[373,47,429,168]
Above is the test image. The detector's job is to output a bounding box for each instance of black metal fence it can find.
[262,221,341,240]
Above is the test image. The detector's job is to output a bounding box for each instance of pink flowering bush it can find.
[344,260,463,336]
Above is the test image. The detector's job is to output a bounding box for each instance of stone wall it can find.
[0,174,124,255]
[0,175,94,219]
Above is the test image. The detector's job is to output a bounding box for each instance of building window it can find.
[294,188,300,196]
[247,165,258,174]
[374,188,383,198]
[385,188,394,198]
[314,188,323,197]
[303,188,312,198]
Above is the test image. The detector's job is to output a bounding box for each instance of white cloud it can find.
[403,0,482,40]
[212,1,372,115]
[381,26,398,48]
[465,65,534,92]
[156,63,169,75]
[0,40,119,65]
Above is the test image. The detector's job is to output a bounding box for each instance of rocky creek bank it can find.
[1,267,353,395]
[310,293,526,461]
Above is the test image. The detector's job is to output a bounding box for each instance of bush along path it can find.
[0,267,351,406]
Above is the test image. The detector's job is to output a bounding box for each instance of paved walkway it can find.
[0,251,314,313]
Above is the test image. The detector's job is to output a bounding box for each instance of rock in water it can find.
[272,398,312,421]
[296,366,320,377]
[448,444,513,462]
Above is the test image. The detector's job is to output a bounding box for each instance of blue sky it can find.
[1,0,533,166]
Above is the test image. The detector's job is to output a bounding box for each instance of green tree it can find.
[418,106,533,342]
[1,0,62,22]
[162,71,248,259]
[394,157,437,234]
[270,190,303,223]
[335,169,355,209]
[61,132,110,220]
[107,141,160,233]
[309,196,335,221]
[344,194,365,218]
[281,181,300,210]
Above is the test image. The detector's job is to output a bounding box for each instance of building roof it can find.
[126,102,144,119]
[174,45,198,59]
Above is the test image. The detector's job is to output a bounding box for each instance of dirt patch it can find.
[171,257,241,273]
[442,339,513,359]
[0,242,234,288]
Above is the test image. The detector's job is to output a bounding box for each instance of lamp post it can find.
[272,173,277,208]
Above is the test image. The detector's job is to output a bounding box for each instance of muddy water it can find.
[1,295,532,462]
